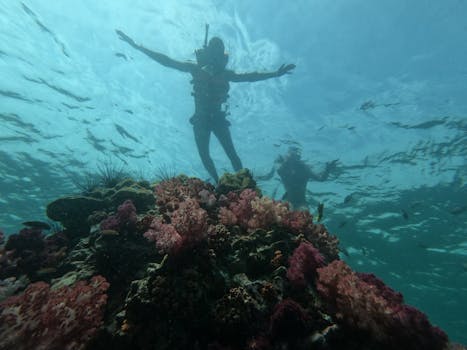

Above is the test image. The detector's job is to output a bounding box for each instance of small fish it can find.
[36,267,57,277]
[401,209,409,220]
[417,242,429,249]
[449,205,467,215]
[344,194,353,204]
[22,221,51,230]
[360,100,399,111]
[338,221,347,228]
[382,102,400,108]
[316,203,324,222]
[115,52,128,60]
[360,100,376,111]
[100,229,120,236]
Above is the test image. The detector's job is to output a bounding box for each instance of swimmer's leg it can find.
[193,125,219,182]
[213,124,243,172]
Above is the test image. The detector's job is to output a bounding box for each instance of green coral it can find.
[217,168,260,195]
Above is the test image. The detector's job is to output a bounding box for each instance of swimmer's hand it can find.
[116,30,137,48]
[277,63,296,76]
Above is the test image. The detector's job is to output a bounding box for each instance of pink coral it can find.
[0,275,109,350]
[219,189,257,229]
[144,218,183,254]
[155,176,214,213]
[144,198,208,255]
[283,212,339,262]
[316,260,448,349]
[171,198,208,240]
[247,197,289,231]
[218,206,238,226]
[283,210,314,233]
[218,189,289,232]
[286,241,325,288]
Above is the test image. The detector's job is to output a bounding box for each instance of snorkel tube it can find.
[195,24,210,65]
[204,24,209,48]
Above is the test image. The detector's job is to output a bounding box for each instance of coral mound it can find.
[0,172,453,350]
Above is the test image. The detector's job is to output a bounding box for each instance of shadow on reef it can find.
[0,169,464,350]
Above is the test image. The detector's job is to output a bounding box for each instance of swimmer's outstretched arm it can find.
[116,30,195,73]
[228,64,296,82]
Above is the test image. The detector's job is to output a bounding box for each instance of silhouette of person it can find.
[116,29,295,182]
[271,147,338,210]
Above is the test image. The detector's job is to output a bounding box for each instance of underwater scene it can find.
[0,1,466,349]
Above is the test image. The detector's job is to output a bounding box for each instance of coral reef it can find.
[100,199,138,232]
[0,275,109,350]
[286,241,324,288]
[0,171,456,350]
[269,298,310,342]
[316,260,448,350]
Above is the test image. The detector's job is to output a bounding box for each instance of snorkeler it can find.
[265,147,338,210]
[116,27,295,182]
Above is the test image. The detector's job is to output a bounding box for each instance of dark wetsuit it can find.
[276,151,337,210]
[189,67,242,181]
[277,156,312,210]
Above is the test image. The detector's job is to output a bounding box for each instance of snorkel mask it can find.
[195,24,228,70]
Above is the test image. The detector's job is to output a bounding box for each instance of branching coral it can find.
[144,198,208,255]
[7,172,454,350]
[154,175,215,214]
[144,218,183,254]
[100,199,137,232]
[0,275,109,350]
[283,211,339,262]
[219,189,289,232]
[286,241,325,288]
[316,260,448,350]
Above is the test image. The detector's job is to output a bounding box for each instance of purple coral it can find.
[283,211,340,262]
[0,275,109,350]
[286,241,325,288]
[100,199,137,232]
[144,218,183,254]
[316,260,448,350]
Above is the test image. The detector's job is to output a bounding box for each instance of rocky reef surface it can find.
[0,171,463,350]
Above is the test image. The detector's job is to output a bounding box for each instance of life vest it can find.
[191,67,230,107]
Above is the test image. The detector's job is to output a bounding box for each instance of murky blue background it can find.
[1,0,466,343]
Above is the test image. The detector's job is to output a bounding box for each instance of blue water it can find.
[0,0,466,343]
